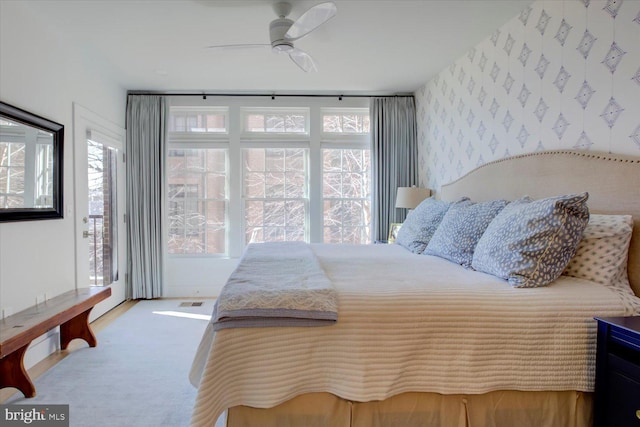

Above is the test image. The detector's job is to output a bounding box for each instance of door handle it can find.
[83,231,93,238]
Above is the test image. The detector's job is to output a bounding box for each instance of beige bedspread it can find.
[189,243,640,427]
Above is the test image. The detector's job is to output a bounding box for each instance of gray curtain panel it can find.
[125,95,166,299]
[371,96,419,241]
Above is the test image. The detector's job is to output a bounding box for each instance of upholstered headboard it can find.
[439,150,640,298]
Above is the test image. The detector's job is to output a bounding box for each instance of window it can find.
[167,148,227,254]
[168,183,200,237]
[322,109,370,134]
[321,107,371,243]
[322,148,371,243]
[168,107,227,133]
[243,148,308,243]
[242,108,309,134]
[166,99,370,257]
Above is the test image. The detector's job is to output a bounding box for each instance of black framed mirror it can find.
[0,101,64,222]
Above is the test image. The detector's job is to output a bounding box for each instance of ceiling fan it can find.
[207,1,337,72]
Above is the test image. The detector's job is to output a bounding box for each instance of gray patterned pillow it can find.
[471,193,590,288]
[424,199,509,268]
[395,197,453,254]
[562,214,633,287]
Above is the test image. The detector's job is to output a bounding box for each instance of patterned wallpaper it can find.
[414,0,640,191]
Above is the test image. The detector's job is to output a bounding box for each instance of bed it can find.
[189,150,640,427]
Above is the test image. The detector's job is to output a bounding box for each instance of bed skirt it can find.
[226,390,593,427]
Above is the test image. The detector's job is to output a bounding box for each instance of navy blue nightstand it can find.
[594,316,640,427]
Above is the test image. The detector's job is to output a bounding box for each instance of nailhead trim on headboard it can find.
[443,150,640,188]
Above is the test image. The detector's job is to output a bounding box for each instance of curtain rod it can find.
[126,92,413,100]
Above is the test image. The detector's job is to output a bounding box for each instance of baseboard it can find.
[163,285,221,298]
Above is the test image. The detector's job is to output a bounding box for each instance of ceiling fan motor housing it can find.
[270,18,294,53]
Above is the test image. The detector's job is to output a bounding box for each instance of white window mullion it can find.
[228,103,243,258]
[308,105,323,243]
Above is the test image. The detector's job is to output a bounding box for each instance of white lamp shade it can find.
[395,187,431,209]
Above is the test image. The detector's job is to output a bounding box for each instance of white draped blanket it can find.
[212,242,337,330]
[190,243,640,427]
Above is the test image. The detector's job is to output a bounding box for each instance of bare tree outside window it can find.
[243,148,308,243]
[322,112,370,134]
[244,111,307,133]
[165,104,370,255]
[87,140,118,286]
[321,109,371,243]
[167,148,227,254]
[322,148,371,243]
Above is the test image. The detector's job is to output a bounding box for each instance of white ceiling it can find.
[21,0,532,95]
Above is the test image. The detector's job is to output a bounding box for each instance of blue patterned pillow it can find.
[395,197,453,254]
[471,193,590,288]
[424,199,509,268]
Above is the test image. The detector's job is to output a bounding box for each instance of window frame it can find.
[166,97,371,259]
[321,146,371,244]
[165,140,230,258]
[240,107,310,138]
[321,107,371,141]
[320,107,371,244]
[241,144,310,245]
[168,106,229,134]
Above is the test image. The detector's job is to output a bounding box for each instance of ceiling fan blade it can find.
[289,47,317,72]
[205,43,270,50]
[284,2,337,41]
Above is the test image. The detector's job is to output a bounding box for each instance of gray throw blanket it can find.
[211,242,337,330]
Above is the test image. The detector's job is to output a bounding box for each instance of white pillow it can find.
[562,214,633,288]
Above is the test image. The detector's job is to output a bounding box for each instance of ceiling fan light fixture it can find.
[273,43,294,53]
[270,17,295,53]
[206,1,336,72]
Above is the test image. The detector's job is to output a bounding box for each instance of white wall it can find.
[0,2,126,366]
[414,0,640,191]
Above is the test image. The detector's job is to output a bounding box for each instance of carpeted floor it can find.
[4,299,226,427]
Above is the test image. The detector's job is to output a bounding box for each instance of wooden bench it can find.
[0,287,111,397]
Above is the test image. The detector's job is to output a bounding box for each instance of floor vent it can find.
[179,302,204,307]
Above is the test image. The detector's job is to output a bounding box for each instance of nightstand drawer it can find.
[594,317,640,427]
[608,352,640,379]
[606,364,640,426]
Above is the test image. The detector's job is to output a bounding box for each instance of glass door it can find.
[73,104,126,318]
[87,139,119,287]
